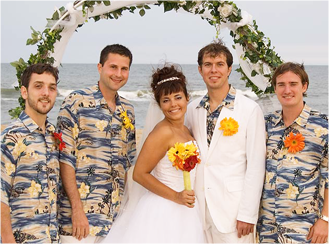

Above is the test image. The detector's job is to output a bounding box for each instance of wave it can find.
[1,87,258,102]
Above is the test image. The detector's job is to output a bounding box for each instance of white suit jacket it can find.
[185,90,266,233]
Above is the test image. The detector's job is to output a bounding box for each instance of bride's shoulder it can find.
[148,121,174,140]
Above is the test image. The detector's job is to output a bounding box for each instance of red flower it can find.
[183,154,200,172]
[53,132,66,151]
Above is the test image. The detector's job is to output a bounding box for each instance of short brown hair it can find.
[21,63,59,88]
[198,40,233,67]
[99,44,133,67]
[272,62,309,96]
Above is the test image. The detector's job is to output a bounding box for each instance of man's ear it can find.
[97,63,102,74]
[21,86,28,100]
[198,65,202,75]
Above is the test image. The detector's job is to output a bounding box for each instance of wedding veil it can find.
[107,99,164,239]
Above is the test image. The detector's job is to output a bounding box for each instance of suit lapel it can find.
[208,107,234,156]
[196,107,208,159]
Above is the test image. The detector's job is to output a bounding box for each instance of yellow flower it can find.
[218,117,239,136]
[286,183,299,199]
[12,138,27,158]
[120,110,134,130]
[89,226,102,236]
[5,162,15,176]
[28,180,42,197]
[78,182,90,199]
[72,123,79,139]
[167,142,186,162]
[314,127,328,138]
[95,120,108,132]
[167,142,199,171]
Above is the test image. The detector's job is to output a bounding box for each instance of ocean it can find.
[1,63,328,129]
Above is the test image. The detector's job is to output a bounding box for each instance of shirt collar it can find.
[273,102,310,128]
[197,85,236,111]
[19,111,55,134]
[93,83,123,111]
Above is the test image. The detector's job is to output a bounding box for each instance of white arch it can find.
[49,1,270,91]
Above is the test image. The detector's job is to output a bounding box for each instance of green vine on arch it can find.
[10,0,283,119]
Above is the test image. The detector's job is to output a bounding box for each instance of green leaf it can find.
[251,70,258,77]
[144,5,151,9]
[103,1,111,6]
[139,9,145,17]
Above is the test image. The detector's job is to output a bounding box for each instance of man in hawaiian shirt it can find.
[257,62,328,243]
[185,40,266,243]
[57,44,136,243]
[1,63,60,243]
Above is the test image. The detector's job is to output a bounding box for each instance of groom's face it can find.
[198,53,232,91]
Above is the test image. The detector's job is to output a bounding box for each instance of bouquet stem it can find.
[183,171,191,190]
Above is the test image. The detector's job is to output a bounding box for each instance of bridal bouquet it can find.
[167,142,201,190]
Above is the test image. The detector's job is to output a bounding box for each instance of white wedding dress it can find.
[102,141,205,243]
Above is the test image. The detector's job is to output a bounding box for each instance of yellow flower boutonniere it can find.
[120,110,134,130]
[218,117,239,136]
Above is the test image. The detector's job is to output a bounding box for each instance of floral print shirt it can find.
[197,86,236,147]
[257,103,328,243]
[1,112,60,243]
[56,84,136,237]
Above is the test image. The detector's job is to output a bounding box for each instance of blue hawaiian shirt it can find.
[56,84,136,237]
[257,103,328,243]
[1,112,60,243]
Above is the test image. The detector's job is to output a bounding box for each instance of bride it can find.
[101,64,205,243]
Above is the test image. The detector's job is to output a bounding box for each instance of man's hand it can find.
[71,207,89,241]
[236,220,254,238]
[307,219,328,243]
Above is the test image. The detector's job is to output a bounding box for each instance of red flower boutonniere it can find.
[284,132,305,153]
[53,132,66,151]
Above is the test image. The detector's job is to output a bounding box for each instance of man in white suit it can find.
[185,41,266,243]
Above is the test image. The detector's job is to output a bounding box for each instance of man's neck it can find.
[282,103,304,127]
[25,109,47,133]
[99,82,117,112]
[207,84,230,111]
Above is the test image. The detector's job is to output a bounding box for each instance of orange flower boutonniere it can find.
[284,132,305,153]
[218,117,239,136]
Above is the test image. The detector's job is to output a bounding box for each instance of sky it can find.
[1,1,328,65]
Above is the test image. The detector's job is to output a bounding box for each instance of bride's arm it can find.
[133,125,195,208]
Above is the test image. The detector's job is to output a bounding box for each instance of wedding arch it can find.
[10,0,283,118]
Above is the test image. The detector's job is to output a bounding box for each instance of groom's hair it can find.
[197,40,233,68]
[99,44,133,67]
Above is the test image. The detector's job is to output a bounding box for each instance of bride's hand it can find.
[176,190,195,208]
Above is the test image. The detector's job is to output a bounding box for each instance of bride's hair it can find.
[151,64,188,105]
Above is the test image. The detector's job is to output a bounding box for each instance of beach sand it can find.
[1,124,143,146]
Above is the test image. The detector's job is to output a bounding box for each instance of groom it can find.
[185,40,266,243]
